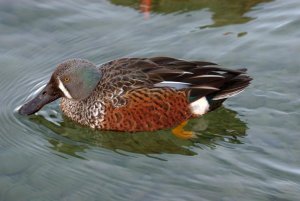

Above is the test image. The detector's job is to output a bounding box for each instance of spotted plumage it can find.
[19,57,252,132]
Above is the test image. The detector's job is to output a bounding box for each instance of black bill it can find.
[19,82,61,115]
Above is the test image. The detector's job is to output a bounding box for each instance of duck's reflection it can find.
[110,0,272,27]
[140,0,151,19]
[30,107,247,158]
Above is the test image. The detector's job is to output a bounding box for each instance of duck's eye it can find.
[64,77,70,83]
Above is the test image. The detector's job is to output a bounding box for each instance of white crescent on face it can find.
[57,78,73,99]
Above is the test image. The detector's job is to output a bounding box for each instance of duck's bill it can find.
[19,84,61,115]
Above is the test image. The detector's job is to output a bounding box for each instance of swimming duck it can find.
[19,57,251,138]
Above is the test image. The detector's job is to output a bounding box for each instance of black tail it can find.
[206,70,252,111]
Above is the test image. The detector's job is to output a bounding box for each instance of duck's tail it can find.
[188,68,252,116]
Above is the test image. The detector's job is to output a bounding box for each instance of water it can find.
[0,0,300,200]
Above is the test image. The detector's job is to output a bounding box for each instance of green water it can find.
[1,0,300,200]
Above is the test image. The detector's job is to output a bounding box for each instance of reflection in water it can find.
[30,107,247,158]
[140,0,151,19]
[111,0,272,27]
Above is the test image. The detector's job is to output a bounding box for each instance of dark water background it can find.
[0,0,300,200]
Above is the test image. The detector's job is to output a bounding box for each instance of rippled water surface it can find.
[1,0,300,200]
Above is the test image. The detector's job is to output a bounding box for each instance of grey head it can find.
[19,59,101,115]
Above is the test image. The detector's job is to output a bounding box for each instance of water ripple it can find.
[1,0,300,200]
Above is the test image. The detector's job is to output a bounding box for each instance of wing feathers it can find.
[142,57,252,102]
[100,57,252,105]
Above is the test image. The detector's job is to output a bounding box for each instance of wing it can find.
[99,57,252,103]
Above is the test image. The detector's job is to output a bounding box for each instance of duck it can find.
[19,57,252,138]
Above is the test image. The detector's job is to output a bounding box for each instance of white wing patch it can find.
[190,97,210,115]
[154,81,190,90]
[58,78,72,99]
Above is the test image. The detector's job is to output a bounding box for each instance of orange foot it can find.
[172,121,196,139]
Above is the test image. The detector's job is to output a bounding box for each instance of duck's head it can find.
[19,59,101,115]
